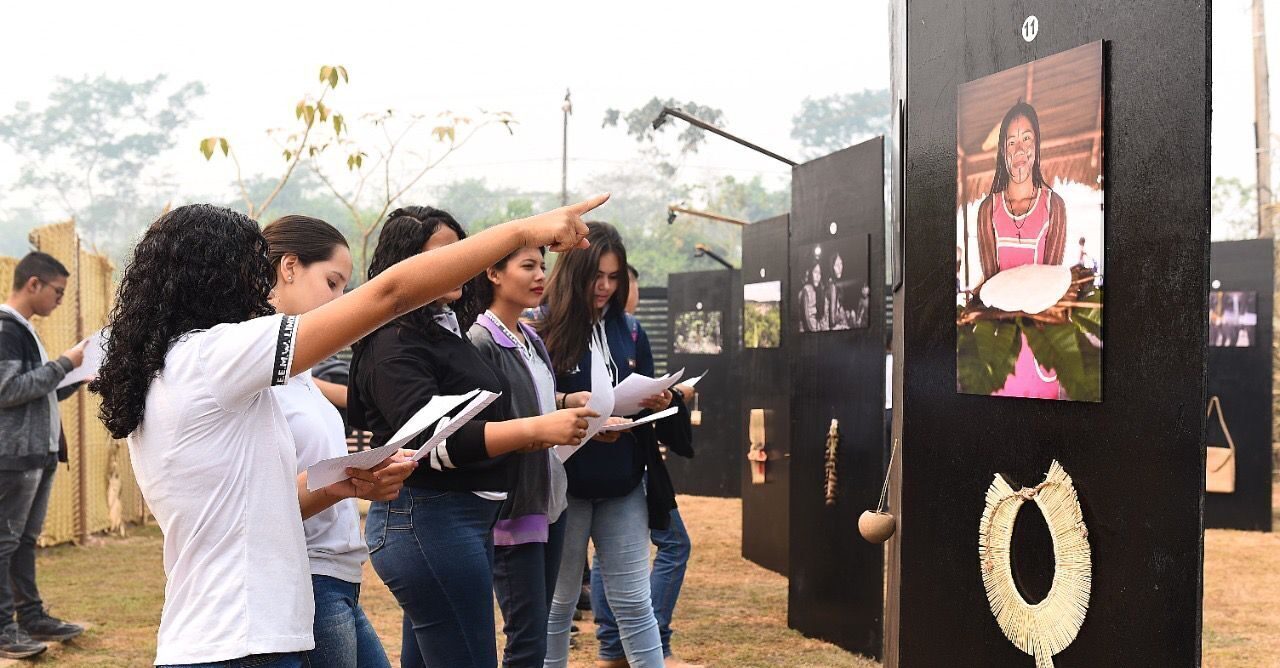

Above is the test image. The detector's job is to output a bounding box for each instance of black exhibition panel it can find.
[891,2,1208,667]
[665,269,743,498]
[787,137,886,658]
[739,214,792,575]
[1206,239,1273,532]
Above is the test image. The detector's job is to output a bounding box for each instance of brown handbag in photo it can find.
[1205,396,1236,494]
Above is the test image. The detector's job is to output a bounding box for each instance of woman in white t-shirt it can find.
[89,197,608,667]
[262,215,392,668]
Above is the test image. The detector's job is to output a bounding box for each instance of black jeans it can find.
[0,454,57,629]
[493,517,567,667]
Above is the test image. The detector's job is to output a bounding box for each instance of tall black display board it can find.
[891,3,1209,667]
[666,269,742,498]
[787,138,886,658]
[1207,239,1274,531]
[740,215,792,575]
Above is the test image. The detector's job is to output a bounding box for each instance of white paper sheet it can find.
[57,330,106,389]
[554,343,615,462]
[305,390,480,491]
[598,406,679,432]
[681,371,708,389]
[410,390,502,462]
[610,367,685,417]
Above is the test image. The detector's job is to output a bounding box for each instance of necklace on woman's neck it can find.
[485,309,533,361]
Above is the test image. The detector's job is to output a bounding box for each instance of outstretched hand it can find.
[520,193,610,252]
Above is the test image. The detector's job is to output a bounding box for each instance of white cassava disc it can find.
[979,264,1072,314]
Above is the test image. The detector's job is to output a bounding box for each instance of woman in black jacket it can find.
[537,222,692,668]
[348,208,598,668]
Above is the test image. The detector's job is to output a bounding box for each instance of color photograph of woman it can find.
[955,41,1104,402]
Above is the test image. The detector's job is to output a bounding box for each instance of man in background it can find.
[0,252,87,659]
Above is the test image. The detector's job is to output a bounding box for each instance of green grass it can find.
[15,495,1280,667]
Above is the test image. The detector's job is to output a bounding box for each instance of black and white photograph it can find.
[1210,290,1258,347]
[673,310,724,354]
[791,237,869,333]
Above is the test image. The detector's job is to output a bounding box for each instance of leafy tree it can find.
[0,75,206,254]
[201,65,349,220]
[603,97,726,177]
[790,89,891,159]
[201,65,514,275]
[1211,175,1258,241]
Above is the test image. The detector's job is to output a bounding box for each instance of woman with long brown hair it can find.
[538,222,692,668]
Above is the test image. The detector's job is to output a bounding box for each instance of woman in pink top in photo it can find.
[975,101,1068,399]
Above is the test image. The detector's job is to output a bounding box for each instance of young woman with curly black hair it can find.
[262,214,393,668]
[348,207,600,668]
[90,196,606,668]
[538,222,692,668]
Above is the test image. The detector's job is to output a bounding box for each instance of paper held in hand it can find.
[554,343,615,462]
[598,406,679,432]
[409,390,502,462]
[682,371,708,389]
[305,389,496,491]
[610,367,685,417]
[57,330,107,389]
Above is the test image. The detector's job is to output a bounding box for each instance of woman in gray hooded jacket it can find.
[467,245,615,667]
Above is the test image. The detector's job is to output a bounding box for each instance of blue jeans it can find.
[161,653,309,668]
[0,454,57,629]
[592,507,691,659]
[493,517,566,667]
[544,484,662,668]
[308,575,390,668]
[366,488,500,668]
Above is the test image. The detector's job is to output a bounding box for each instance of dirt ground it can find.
[9,494,1278,667]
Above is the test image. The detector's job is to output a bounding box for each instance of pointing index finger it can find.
[568,192,610,215]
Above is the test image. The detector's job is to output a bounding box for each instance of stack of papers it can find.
[305,389,499,491]
[611,368,685,416]
[57,330,106,389]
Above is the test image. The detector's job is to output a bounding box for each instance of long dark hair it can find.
[364,206,467,338]
[539,222,629,374]
[262,215,348,277]
[91,204,275,438]
[989,100,1046,196]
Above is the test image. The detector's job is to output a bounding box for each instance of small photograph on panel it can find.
[793,236,869,334]
[674,310,723,354]
[1209,291,1257,347]
[743,280,782,349]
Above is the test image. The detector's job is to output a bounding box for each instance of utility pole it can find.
[1255,0,1272,237]
[561,89,572,206]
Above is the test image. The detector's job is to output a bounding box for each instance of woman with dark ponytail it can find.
[539,222,693,668]
[91,195,606,667]
[262,214,395,668]
[348,207,601,668]
[464,244,620,667]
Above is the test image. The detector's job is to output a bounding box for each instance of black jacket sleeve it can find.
[365,340,491,468]
[655,389,693,459]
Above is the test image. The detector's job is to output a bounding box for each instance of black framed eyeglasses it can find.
[37,279,66,298]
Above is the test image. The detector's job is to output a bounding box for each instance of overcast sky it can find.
[0,0,1269,218]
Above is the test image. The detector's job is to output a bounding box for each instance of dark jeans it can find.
[161,652,309,668]
[592,507,692,659]
[0,454,57,629]
[492,517,566,667]
[308,575,390,668]
[366,488,501,668]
